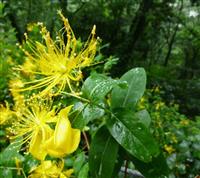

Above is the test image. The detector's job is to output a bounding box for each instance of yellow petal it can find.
[54,116,72,148]
[29,129,47,160]
[44,106,80,157]
[55,117,80,154]
[67,128,80,154]
[44,137,66,157]
[58,105,73,118]
[63,169,74,177]
[29,160,62,178]
[54,106,80,154]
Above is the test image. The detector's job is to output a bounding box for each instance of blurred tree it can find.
[1,0,200,116]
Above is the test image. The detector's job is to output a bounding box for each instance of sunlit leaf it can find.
[134,109,151,128]
[82,72,126,101]
[107,108,159,162]
[111,68,146,109]
[0,138,24,167]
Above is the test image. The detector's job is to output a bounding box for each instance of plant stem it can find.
[124,159,128,178]
[82,131,90,150]
[61,91,90,103]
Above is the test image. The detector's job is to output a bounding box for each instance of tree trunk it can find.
[163,0,183,66]
[59,0,68,15]
[125,0,153,54]
[4,0,23,43]
[115,0,153,75]
[163,23,178,66]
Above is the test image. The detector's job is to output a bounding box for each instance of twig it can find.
[82,131,90,150]
[124,159,128,178]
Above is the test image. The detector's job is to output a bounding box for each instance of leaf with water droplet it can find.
[0,137,24,167]
[106,108,159,162]
[111,68,146,109]
[134,109,151,128]
[82,72,125,102]
[131,153,169,178]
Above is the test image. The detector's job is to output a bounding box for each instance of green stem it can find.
[0,166,27,178]
[124,160,128,178]
[61,91,112,114]
[61,91,90,103]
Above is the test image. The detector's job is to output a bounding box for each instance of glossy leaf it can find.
[82,72,125,101]
[134,109,151,128]
[71,102,104,129]
[23,154,39,173]
[111,68,146,109]
[0,138,24,167]
[89,126,119,178]
[107,108,159,162]
[131,153,169,178]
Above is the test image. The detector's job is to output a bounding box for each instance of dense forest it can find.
[0,0,200,178]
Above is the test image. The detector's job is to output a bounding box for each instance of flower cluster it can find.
[29,160,73,178]
[0,11,98,177]
[11,99,80,161]
[16,10,97,97]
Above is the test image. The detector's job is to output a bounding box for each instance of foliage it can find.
[137,87,200,177]
[1,0,200,177]
[0,11,162,178]
[3,0,200,116]
[0,2,24,102]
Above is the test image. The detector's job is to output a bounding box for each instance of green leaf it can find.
[106,108,159,162]
[89,126,119,178]
[111,148,124,178]
[111,68,146,109]
[23,154,39,173]
[131,153,169,178]
[0,130,6,136]
[134,109,151,128]
[82,73,125,101]
[0,168,13,178]
[0,138,24,167]
[71,102,105,129]
[74,152,85,174]
[78,163,89,178]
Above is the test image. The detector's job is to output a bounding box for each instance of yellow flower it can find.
[29,160,73,178]
[164,144,175,154]
[137,97,146,110]
[154,86,160,93]
[0,102,13,125]
[27,22,37,32]
[9,79,25,110]
[171,135,178,143]
[180,119,189,126]
[11,98,56,160]
[44,105,80,157]
[11,99,80,160]
[155,101,165,110]
[17,11,98,97]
